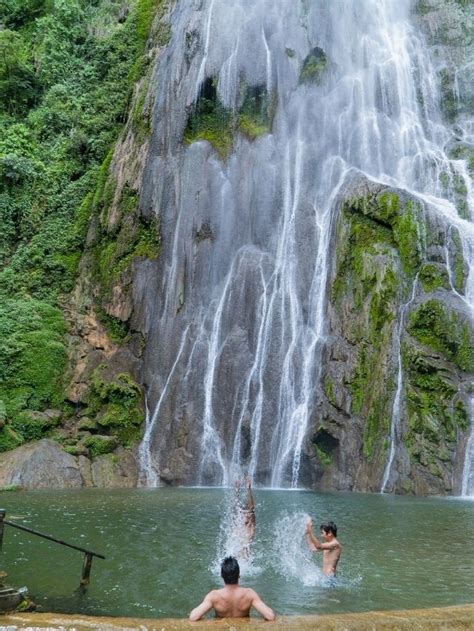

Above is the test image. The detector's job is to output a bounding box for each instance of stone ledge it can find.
[2,604,474,630]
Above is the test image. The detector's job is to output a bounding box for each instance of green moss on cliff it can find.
[315,444,332,466]
[393,200,423,276]
[336,190,424,285]
[331,211,394,306]
[403,296,473,476]
[184,80,273,158]
[419,263,449,292]
[331,186,433,468]
[448,143,474,178]
[0,298,66,451]
[85,369,144,448]
[299,47,328,84]
[450,229,467,293]
[333,196,401,463]
[0,0,169,454]
[439,68,458,122]
[403,344,467,469]
[83,434,117,457]
[407,300,474,372]
[323,377,337,407]
[350,343,392,462]
[184,78,233,160]
[237,84,273,140]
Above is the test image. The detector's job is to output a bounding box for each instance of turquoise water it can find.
[0,488,472,618]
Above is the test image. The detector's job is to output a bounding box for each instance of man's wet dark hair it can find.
[221,556,240,584]
[320,521,337,537]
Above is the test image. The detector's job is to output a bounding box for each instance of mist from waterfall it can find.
[138,0,473,490]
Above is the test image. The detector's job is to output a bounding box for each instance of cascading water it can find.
[138,0,473,490]
[380,277,419,494]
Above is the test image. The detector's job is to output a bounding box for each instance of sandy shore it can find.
[1,604,473,630]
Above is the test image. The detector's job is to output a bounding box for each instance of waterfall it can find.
[138,0,473,490]
[380,277,419,494]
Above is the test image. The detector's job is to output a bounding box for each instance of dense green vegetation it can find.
[0,0,162,451]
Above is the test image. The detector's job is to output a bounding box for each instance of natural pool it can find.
[0,488,472,619]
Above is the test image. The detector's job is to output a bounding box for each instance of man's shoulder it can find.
[206,589,220,601]
[242,586,258,599]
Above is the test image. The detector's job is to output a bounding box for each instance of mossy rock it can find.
[78,417,99,432]
[84,434,117,457]
[419,263,450,292]
[340,186,424,278]
[184,78,273,158]
[85,368,144,447]
[407,299,474,372]
[184,77,233,159]
[299,47,328,84]
[448,142,474,178]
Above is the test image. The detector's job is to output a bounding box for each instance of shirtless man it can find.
[189,556,275,621]
[305,518,342,577]
[241,477,256,544]
[233,477,256,558]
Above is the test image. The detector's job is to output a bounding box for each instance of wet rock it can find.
[90,448,138,488]
[319,173,472,494]
[0,440,83,489]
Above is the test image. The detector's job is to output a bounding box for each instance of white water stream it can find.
[138,0,473,492]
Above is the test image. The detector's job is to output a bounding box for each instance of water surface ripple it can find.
[1,489,472,618]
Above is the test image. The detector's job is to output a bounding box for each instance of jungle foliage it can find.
[0,0,160,447]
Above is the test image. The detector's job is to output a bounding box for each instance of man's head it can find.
[221,556,240,584]
[320,521,337,539]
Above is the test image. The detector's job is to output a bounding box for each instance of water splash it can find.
[211,489,261,578]
[272,512,325,587]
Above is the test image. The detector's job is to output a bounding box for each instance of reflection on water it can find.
[0,488,472,619]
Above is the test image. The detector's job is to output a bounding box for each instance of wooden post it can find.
[80,552,93,586]
[0,510,5,550]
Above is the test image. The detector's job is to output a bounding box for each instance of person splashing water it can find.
[305,518,342,579]
[212,477,258,574]
[234,478,256,558]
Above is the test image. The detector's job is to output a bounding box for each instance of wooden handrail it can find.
[0,509,105,586]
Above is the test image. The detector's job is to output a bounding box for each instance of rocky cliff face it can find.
[128,0,472,493]
[55,1,174,483]
[307,175,472,494]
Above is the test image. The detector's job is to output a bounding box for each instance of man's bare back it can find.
[200,585,270,619]
[189,556,275,621]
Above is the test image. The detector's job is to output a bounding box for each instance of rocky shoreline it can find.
[2,604,474,630]
[0,439,137,489]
